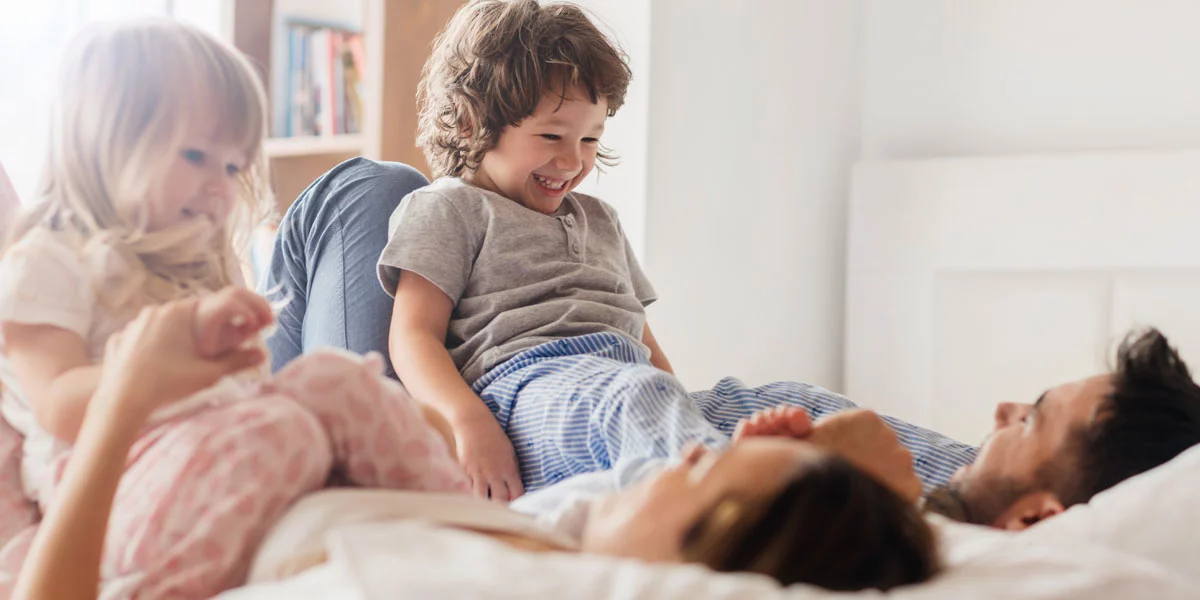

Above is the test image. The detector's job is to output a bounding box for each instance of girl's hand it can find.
[193,287,274,358]
[96,300,265,420]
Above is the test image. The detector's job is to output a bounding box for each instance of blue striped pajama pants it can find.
[473,332,978,493]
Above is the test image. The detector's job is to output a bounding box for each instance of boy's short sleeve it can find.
[623,234,657,307]
[0,229,94,342]
[377,191,479,302]
[613,216,656,307]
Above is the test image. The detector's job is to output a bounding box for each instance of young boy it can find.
[381,0,977,500]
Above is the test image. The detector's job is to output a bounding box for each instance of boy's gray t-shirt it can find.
[377,177,657,386]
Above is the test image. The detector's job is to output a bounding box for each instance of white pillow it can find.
[1018,442,1200,581]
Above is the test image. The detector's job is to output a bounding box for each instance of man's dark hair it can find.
[1063,328,1200,506]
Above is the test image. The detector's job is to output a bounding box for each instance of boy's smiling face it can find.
[470,84,608,214]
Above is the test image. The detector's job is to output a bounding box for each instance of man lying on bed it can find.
[921,327,1200,528]
[516,326,1200,535]
[241,325,1200,596]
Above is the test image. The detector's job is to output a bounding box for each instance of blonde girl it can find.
[0,20,466,598]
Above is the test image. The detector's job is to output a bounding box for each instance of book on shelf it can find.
[274,18,366,139]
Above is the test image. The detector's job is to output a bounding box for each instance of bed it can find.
[215,151,1200,599]
[219,442,1200,599]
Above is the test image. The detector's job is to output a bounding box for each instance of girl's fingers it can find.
[230,287,273,327]
[217,347,265,374]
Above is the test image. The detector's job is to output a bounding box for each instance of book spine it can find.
[278,19,366,139]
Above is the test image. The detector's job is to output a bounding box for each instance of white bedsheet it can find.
[218,563,360,600]
[221,518,1193,600]
[221,446,1200,599]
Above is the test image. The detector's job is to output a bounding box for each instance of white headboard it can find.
[845,150,1200,444]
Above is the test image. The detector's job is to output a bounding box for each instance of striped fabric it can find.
[473,332,978,493]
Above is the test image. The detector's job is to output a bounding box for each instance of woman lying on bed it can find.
[12,296,938,599]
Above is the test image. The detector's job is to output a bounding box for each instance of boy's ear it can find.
[992,491,1064,531]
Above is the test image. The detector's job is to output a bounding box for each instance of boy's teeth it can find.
[534,174,565,190]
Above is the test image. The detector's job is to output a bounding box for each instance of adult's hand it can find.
[193,287,274,359]
[97,299,265,420]
[808,410,923,503]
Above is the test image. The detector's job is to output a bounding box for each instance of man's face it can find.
[934,375,1113,526]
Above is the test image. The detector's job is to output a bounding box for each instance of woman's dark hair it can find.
[682,452,938,591]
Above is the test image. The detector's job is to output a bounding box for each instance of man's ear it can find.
[991,491,1064,531]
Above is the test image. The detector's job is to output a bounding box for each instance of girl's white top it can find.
[0,227,140,500]
[0,227,245,502]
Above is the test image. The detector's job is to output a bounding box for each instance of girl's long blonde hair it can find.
[5,19,272,311]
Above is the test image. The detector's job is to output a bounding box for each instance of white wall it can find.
[606,0,1200,396]
[853,0,1200,423]
[644,1,863,392]
[570,0,651,258]
[862,0,1200,159]
[643,0,1200,394]
[0,0,227,205]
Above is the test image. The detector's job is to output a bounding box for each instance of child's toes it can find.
[735,417,764,441]
[785,408,813,436]
[745,418,764,435]
[732,420,750,441]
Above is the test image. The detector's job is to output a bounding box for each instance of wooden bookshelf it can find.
[263,134,365,158]
[229,0,464,212]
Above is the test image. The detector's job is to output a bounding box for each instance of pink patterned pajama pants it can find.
[0,350,467,599]
[0,417,38,596]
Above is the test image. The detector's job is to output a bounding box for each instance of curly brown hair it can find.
[417,0,632,178]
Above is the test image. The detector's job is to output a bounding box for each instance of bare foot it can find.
[733,405,812,442]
